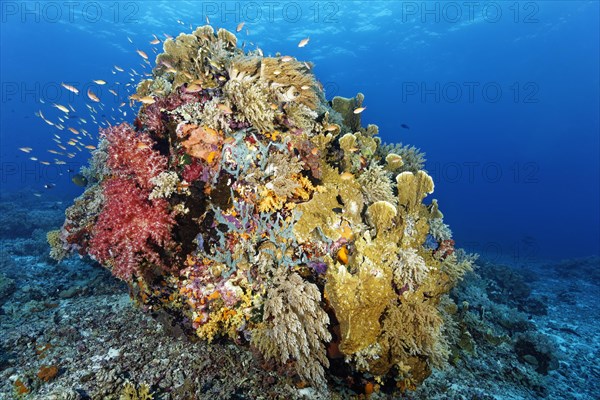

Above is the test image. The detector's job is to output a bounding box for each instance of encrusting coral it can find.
[49,25,476,395]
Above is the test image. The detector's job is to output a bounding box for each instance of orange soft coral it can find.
[178,124,223,163]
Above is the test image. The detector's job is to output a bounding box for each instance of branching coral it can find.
[379,142,427,173]
[223,73,275,132]
[392,247,430,293]
[252,268,331,388]
[358,164,396,205]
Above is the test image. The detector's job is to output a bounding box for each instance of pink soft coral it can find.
[90,123,175,280]
[89,177,175,280]
[103,123,167,190]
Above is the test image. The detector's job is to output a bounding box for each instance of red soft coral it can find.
[89,177,175,280]
[102,123,167,190]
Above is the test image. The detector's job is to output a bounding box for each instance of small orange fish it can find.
[61,83,79,94]
[337,246,349,264]
[340,172,354,180]
[93,80,106,85]
[87,89,100,102]
[19,147,33,153]
[281,56,293,62]
[136,49,148,59]
[139,96,156,104]
[53,103,69,113]
[137,142,149,150]
[353,107,366,114]
[236,22,245,32]
[68,127,79,134]
[298,37,310,48]
[85,145,96,150]
[186,83,202,93]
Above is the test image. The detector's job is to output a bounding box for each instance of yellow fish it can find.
[139,96,156,104]
[53,103,69,113]
[186,83,202,93]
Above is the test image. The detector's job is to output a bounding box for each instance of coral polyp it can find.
[49,25,476,394]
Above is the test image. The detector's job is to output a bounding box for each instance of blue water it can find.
[1,0,598,261]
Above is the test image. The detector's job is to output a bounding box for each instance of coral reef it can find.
[49,25,477,394]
